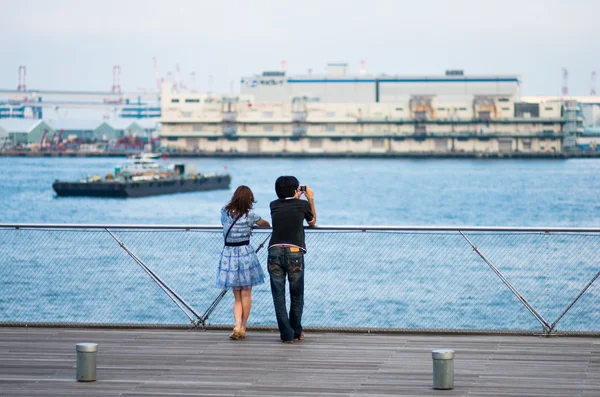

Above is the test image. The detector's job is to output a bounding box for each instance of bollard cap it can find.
[432,349,454,360]
[76,343,98,353]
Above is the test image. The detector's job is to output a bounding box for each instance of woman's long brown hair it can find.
[224,185,256,218]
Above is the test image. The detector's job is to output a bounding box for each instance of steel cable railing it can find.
[0,224,598,335]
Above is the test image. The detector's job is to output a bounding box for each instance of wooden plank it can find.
[0,328,597,396]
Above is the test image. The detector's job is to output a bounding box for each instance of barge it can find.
[52,159,231,198]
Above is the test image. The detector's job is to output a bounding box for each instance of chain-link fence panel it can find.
[0,226,598,334]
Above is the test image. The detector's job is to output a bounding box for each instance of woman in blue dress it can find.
[217,185,270,340]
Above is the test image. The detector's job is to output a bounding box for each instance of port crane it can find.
[52,129,65,149]
[39,129,49,149]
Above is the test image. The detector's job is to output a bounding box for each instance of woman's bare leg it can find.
[233,289,243,328]
[240,288,252,333]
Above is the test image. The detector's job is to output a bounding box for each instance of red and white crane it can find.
[17,65,27,92]
[112,65,122,94]
[54,129,65,148]
[40,129,49,148]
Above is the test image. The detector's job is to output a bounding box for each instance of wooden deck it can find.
[0,327,598,396]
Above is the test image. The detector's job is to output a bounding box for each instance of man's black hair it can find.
[275,176,299,199]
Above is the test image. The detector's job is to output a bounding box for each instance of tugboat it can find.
[127,152,162,160]
[52,158,231,198]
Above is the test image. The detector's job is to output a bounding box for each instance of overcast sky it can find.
[1,0,599,96]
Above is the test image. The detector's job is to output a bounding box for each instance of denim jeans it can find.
[267,247,304,342]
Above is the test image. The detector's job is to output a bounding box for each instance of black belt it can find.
[225,240,250,247]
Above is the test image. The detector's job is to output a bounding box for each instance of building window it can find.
[193,125,202,132]
[478,111,491,121]
[327,112,336,117]
[263,112,273,118]
[502,107,510,111]
[185,99,200,103]
[167,137,178,141]
[171,99,180,103]
[459,107,467,111]
[437,108,446,111]
[309,138,322,148]
[545,107,553,111]
[264,125,274,132]
[515,103,540,118]
[498,98,510,102]
[395,107,404,111]
[326,125,336,132]
[372,138,385,148]
[414,111,427,121]
[182,112,192,118]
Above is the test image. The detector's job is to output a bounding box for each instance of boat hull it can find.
[52,175,231,198]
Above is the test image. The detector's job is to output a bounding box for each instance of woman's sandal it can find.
[229,325,242,340]
[238,328,246,340]
[294,332,305,341]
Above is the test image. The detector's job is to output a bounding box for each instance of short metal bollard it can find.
[76,343,98,382]
[432,349,454,390]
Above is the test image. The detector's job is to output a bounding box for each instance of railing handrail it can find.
[2,222,599,334]
[2,223,600,233]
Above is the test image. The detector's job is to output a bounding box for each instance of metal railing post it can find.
[549,268,600,332]
[459,231,551,333]
[105,228,202,326]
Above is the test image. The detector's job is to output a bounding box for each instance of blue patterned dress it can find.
[216,207,266,290]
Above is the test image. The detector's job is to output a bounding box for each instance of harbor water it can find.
[1,157,599,331]
[3,157,600,226]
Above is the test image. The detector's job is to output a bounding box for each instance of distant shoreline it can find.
[2,151,598,159]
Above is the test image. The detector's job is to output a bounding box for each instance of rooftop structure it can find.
[47,120,107,141]
[240,66,521,103]
[0,118,48,134]
[44,119,156,141]
[522,96,600,105]
[0,119,53,146]
[105,119,158,136]
[0,119,158,146]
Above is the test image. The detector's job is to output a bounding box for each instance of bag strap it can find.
[224,215,242,244]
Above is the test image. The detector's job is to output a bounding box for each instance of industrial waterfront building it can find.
[159,64,578,155]
[0,119,156,147]
[0,119,54,147]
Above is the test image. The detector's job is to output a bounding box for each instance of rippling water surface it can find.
[2,156,600,226]
[1,157,599,331]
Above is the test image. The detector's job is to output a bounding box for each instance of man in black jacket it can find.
[268,176,317,343]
